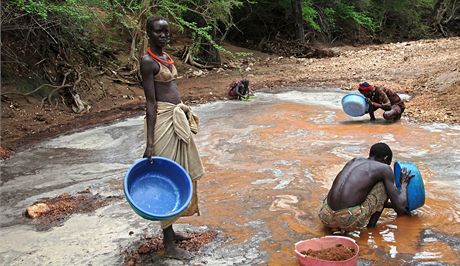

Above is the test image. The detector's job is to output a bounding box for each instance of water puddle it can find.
[1,89,459,265]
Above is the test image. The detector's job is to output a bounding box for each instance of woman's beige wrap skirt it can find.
[145,102,204,229]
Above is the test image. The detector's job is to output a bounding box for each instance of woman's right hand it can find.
[143,144,154,164]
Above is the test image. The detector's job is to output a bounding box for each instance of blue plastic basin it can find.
[341,94,369,117]
[394,161,425,211]
[124,157,193,220]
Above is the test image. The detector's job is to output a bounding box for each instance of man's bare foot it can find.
[366,222,377,228]
[164,245,192,260]
[367,211,382,228]
[174,231,192,241]
[331,228,345,235]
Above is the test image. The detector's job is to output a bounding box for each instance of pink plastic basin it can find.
[294,236,359,266]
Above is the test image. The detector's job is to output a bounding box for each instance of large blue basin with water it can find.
[341,94,369,117]
[124,157,193,220]
[394,161,425,211]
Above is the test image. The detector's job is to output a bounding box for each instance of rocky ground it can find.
[1,37,459,159]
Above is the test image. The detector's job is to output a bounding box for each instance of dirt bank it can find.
[1,37,459,158]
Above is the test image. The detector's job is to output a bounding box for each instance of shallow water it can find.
[1,88,459,265]
[192,89,460,265]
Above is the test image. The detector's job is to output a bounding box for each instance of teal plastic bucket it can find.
[394,161,425,211]
[341,94,369,117]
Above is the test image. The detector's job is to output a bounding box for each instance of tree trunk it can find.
[433,0,460,36]
[292,0,305,42]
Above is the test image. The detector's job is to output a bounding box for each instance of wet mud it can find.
[122,230,218,265]
[300,244,356,261]
[25,189,120,231]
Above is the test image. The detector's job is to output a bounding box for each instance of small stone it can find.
[26,203,50,218]
[193,70,204,77]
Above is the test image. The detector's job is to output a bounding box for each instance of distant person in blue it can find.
[319,143,413,232]
[358,82,406,121]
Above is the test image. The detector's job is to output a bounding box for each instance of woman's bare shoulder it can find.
[141,55,159,73]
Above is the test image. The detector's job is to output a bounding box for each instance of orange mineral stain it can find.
[189,98,459,264]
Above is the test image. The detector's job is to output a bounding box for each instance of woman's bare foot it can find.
[164,245,192,260]
[174,231,192,241]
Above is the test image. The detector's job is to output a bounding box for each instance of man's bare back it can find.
[326,146,410,216]
[320,143,412,230]
[327,158,393,210]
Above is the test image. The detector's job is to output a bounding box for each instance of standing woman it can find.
[140,16,204,259]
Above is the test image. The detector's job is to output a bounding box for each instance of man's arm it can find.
[365,98,376,121]
[140,56,159,161]
[369,105,376,121]
[381,166,410,215]
[373,87,391,111]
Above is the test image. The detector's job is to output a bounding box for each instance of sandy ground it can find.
[1,37,459,158]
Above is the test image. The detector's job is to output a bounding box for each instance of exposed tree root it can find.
[181,46,216,70]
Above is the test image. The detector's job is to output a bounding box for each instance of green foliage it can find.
[174,16,226,57]
[151,0,243,37]
[4,0,107,56]
[154,0,245,61]
[230,0,441,44]
[367,0,435,38]
[302,0,320,31]
[322,7,337,29]
[2,0,445,76]
[6,0,248,65]
[335,2,376,31]
[235,51,253,57]
[13,0,95,21]
[1,0,104,88]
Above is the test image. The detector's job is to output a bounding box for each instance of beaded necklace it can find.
[147,47,174,65]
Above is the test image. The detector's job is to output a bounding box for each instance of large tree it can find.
[292,0,305,42]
